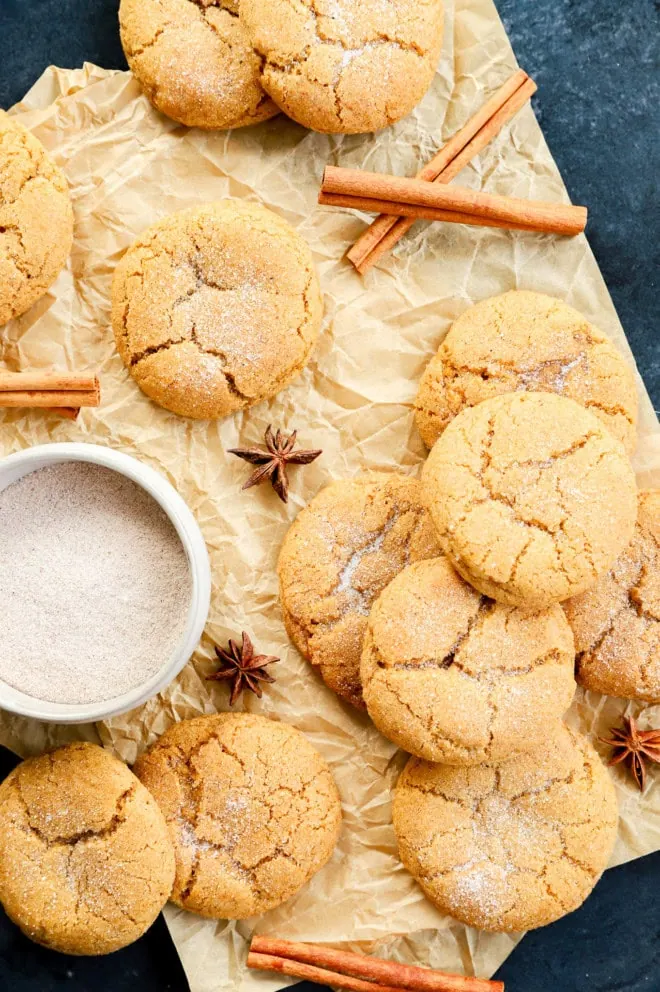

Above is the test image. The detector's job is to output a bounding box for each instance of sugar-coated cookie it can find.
[119,0,278,129]
[0,743,175,955]
[565,489,660,701]
[111,201,323,419]
[241,0,445,134]
[361,557,576,763]
[393,726,618,932]
[0,112,73,326]
[415,291,638,454]
[278,473,441,708]
[422,392,637,608]
[134,713,341,919]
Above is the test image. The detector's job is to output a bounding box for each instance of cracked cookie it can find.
[422,392,637,608]
[0,743,175,955]
[415,291,638,455]
[0,112,74,326]
[133,713,341,919]
[393,725,618,932]
[564,489,660,702]
[361,557,576,763]
[111,200,323,419]
[241,0,445,134]
[278,472,441,708]
[119,0,279,129]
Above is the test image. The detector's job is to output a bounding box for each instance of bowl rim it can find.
[0,442,211,724]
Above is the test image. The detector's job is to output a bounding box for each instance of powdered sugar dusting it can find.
[335,514,398,615]
[517,353,586,392]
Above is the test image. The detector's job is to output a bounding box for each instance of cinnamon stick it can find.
[248,938,503,992]
[0,372,99,393]
[319,192,542,232]
[0,391,99,408]
[321,165,587,237]
[0,372,100,411]
[347,72,538,272]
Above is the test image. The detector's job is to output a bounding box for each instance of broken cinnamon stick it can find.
[321,166,587,237]
[347,71,537,272]
[248,937,503,992]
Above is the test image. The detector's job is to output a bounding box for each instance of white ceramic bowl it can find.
[0,443,211,724]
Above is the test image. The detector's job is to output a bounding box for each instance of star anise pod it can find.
[599,715,660,791]
[206,632,279,706]
[228,425,322,503]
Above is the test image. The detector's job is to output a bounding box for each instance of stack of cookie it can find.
[118,0,445,135]
[280,289,657,933]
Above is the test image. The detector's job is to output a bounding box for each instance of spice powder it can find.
[0,462,192,705]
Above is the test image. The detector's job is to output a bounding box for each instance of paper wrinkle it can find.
[1,0,659,988]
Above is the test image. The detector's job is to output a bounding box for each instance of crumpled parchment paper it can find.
[1,0,659,988]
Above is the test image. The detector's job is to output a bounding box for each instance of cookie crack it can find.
[508,769,577,805]
[585,397,636,426]
[123,25,168,57]
[376,671,479,755]
[189,0,239,16]
[95,882,142,928]
[129,336,187,367]
[374,598,488,673]
[14,780,136,848]
[401,777,475,810]
[189,325,253,402]
[487,431,599,477]
[576,602,628,667]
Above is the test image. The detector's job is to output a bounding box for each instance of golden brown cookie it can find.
[0,112,73,326]
[564,489,660,701]
[241,0,444,134]
[111,201,323,419]
[361,557,576,763]
[119,0,278,129]
[133,713,341,919]
[415,291,638,455]
[0,743,175,955]
[278,473,442,708]
[422,392,637,608]
[393,726,618,932]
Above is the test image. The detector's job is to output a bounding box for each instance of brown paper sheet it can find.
[2,0,659,988]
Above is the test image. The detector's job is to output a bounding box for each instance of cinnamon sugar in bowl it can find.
[0,443,210,723]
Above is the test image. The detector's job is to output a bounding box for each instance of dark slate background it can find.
[0,1,658,990]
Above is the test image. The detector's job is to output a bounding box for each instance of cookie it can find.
[565,489,660,701]
[133,713,341,919]
[278,472,442,708]
[241,0,444,134]
[415,291,638,455]
[422,392,637,608]
[119,0,278,129]
[393,726,618,932]
[111,201,323,419]
[0,112,74,326]
[0,743,175,955]
[361,557,576,763]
